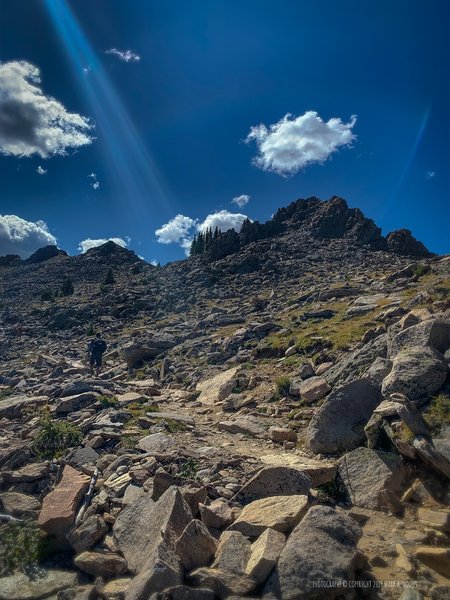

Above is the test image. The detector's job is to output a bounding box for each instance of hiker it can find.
[88,333,107,376]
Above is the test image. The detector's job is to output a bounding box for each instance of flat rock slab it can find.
[229,495,309,537]
[0,491,41,518]
[259,454,336,487]
[0,395,46,419]
[37,464,89,544]
[197,367,239,405]
[137,432,178,455]
[218,416,266,438]
[298,377,331,403]
[0,570,78,600]
[145,412,195,426]
[233,467,311,505]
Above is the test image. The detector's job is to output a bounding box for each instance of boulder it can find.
[259,454,337,487]
[37,465,89,547]
[414,547,450,578]
[325,334,388,386]
[296,377,331,403]
[55,392,98,415]
[228,495,309,538]
[123,334,176,368]
[148,588,214,600]
[199,499,235,529]
[218,416,266,438]
[245,528,286,585]
[113,486,192,573]
[0,570,78,600]
[233,467,311,505]
[188,568,256,598]
[175,519,218,571]
[263,506,362,599]
[268,426,297,444]
[137,432,178,455]
[381,346,447,401]
[0,492,41,518]
[125,539,183,600]
[212,530,251,574]
[338,447,406,509]
[74,551,128,577]
[306,379,383,454]
[388,318,450,357]
[0,395,46,420]
[196,367,240,405]
[68,514,108,553]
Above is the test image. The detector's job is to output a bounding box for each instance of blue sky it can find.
[0,0,448,262]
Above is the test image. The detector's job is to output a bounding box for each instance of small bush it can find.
[40,289,55,302]
[0,387,13,401]
[0,520,47,576]
[99,395,119,408]
[275,376,291,397]
[178,458,199,479]
[32,411,82,459]
[103,268,115,285]
[424,393,450,435]
[60,278,74,296]
[413,263,429,278]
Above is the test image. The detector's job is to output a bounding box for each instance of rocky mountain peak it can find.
[24,245,68,265]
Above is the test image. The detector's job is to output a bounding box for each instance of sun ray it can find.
[44,0,170,217]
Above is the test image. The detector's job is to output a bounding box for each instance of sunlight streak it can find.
[44,0,170,215]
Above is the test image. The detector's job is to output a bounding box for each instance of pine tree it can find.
[103,268,115,285]
[61,277,74,296]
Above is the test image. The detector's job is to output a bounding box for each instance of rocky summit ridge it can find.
[0,195,449,600]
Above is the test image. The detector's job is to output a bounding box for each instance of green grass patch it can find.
[32,411,82,459]
[275,376,291,397]
[0,520,48,576]
[99,395,119,408]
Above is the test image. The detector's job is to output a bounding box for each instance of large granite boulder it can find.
[306,379,383,454]
[263,506,362,599]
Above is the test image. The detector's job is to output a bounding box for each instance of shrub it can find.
[103,268,115,285]
[178,458,199,480]
[61,277,74,296]
[275,376,291,397]
[99,395,119,408]
[424,393,450,435]
[0,520,47,576]
[32,411,82,459]
[40,289,55,302]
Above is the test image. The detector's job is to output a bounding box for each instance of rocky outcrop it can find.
[386,229,434,258]
[24,245,68,264]
[263,506,362,599]
[307,379,383,454]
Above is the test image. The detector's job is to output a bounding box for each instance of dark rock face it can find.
[0,255,21,267]
[24,245,68,264]
[274,195,386,248]
[386,229,434,258]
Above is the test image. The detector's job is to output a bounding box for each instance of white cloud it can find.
[105,49,141,63]
[0,61,93,158]
[245,110,357,176]
[232,194,250,208]
[425,171,436,180]
[78,237,128,253]
[150,259,158,266]
[36,165,47,175]
[0,215,57,258]
[155,214,197,245]
[198,210,248,233]
[88,172,100,190]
